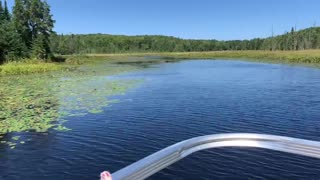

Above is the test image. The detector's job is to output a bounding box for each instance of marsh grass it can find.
[158,50,320,64]
[2,50,320,76]
[0,60,64,76]
[83,50,320,65]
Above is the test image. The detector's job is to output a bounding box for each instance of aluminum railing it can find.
[111,133,320,180]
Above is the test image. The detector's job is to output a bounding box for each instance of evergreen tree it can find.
[29,0,55,59]
[3,0,10,21]
[40,0,55,58]
[32,34,46,59]
[1,21,28,61]
[29,0,42,40]
[13,0,32,49]
[12,0,55,60]
[0,0,4,23]
[290,27,296,50]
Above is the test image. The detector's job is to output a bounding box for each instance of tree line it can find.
[0,0,54,64]
[1,0,320,63]
[51,27,320,55]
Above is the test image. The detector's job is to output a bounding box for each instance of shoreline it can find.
[1,50,320,76]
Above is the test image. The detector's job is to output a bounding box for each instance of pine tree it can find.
[0,0,7,63]
[11,0,55,60]
[32,34,46,59]
[28,0,55,59]
[1,21,28,60]
[29,0,41,41]
[3,0,9,21]
[13,0,32,49]
[0,0,30,63]
[40,0,55,58]
[290,27,296,50]
[0,0,4,23]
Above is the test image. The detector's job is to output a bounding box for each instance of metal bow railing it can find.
[111,133,320,180]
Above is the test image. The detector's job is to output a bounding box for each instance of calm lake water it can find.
[2,60,320,180]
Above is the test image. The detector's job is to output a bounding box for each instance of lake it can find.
[1,59,320,180]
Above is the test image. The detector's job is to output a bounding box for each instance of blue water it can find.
[1,60,320,179]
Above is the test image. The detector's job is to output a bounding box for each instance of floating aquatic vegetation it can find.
[12,136,20,141]
[54,125,72,132]
[0,61,143,149]
[56,76,139,118]
[0,75,60,134]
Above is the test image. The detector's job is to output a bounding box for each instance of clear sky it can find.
[6,0,320,40]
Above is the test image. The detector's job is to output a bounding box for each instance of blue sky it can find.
[6,0,320,40]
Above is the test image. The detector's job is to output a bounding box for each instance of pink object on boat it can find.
[100,171,112,180]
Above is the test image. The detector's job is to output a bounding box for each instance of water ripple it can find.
[2,60,320,180]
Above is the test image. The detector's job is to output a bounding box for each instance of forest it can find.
[0,0,54,64]
[51,27,320,55]
[1,0,320,64]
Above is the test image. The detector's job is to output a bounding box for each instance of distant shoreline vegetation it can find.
[1,0,320,75]
[51,27,320,55]
[2,50,320,76]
